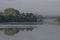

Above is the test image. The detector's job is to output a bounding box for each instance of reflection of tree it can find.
[4,28,19,36]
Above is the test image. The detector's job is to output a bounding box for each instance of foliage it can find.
[4,8,18,16]
[0,8,43,22]
[57,16,60,22]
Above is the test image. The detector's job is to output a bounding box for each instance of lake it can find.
[0,19,60,40]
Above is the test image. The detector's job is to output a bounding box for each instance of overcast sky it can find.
[0,0,60,16]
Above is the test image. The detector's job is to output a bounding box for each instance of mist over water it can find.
[0,19,60,40]
[0,0,60,40]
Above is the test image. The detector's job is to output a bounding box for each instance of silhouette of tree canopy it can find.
[0,8,43,22]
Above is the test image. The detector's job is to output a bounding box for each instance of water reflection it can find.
[0,26,36,36]
[16,27,36,31]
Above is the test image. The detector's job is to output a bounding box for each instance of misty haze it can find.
[0,0,60,40]
[0,0,60,16]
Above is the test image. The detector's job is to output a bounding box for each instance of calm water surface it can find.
[0,19,60,40]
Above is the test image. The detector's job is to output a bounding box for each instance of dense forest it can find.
[0,8,43,22]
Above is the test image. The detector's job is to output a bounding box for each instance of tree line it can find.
[0,8,38,22]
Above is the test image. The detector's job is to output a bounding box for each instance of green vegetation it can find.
[56,16,60,22]
[54,16,60,25]
[0,8,42,22]
[0,8,43,36]
[4,28,19,36]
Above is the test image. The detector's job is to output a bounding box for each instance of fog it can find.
[0,0,60,16]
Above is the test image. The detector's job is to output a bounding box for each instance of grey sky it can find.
[0,0,60,16]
